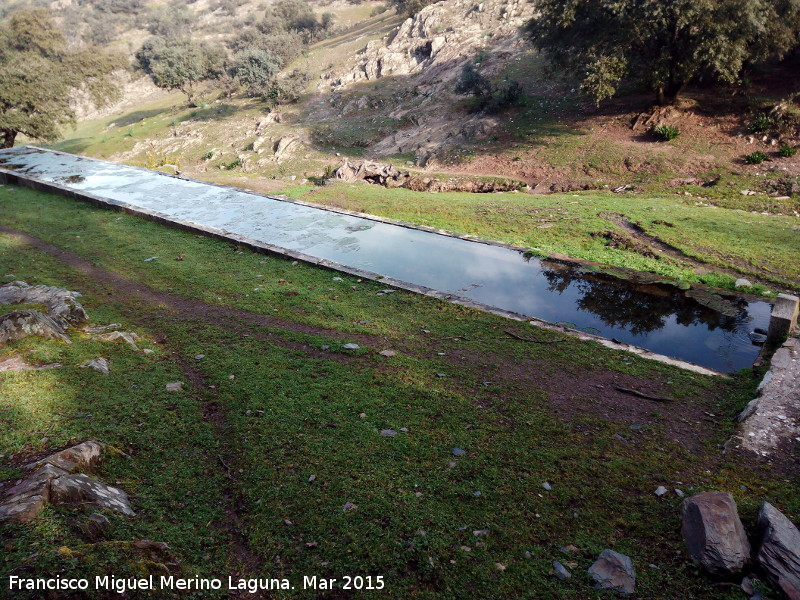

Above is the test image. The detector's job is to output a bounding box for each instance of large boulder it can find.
[756,502,800,600]
[588,549,636,595]
[681,492,751,575]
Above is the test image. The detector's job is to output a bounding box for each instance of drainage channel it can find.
[0,146,773,374]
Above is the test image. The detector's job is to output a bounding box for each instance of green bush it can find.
[778,145,797,157]
[744,151,769,164]
[652,124,679,141]
[749,112,771,133]
[454,64,522,114]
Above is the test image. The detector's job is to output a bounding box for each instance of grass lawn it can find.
[0,184,797,599]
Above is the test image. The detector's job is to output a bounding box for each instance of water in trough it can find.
[0,146,772,372]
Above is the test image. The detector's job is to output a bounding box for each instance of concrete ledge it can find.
[0,159,728,377]
[768,293,799,342]
[732,336,800,456]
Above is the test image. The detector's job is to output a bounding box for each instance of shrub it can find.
[749,112,771,133]
[454,64,492,97]
[230,49,282,99]
[744,151,769,164]
[454,64,522,114]
[652,124,679,141]
[778,145,797,157]
[390,0,437,16]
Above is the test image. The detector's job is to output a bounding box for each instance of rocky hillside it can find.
[313,0,537,164]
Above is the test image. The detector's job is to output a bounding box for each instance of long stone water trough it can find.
[0,146,787,374]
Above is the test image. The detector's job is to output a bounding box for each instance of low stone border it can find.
[732,335,800,456]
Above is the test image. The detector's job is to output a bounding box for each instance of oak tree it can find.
[0,9,124,148]
[526,0,800,105]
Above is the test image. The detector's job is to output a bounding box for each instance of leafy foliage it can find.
[652,124,680,141]
[526,0,800,105]
[454,63,522,114]
[0,9,124,148]
[744,151,770,164]
[778,146,797,157]
[135,37,225,106]
[230,48,282,99]
[389,0,438,16]
[750,113,772,133]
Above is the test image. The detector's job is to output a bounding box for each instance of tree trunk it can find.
[656,80,684,106]
[1,129,17,149]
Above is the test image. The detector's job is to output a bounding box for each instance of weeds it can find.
[652,124,680,141]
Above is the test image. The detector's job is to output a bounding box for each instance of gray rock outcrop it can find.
[0,441,134,522]
[333,159,410,186]
[0,281,87,343]
[680,492,750,575]
[588,549,636,594]
[756,502,800,600]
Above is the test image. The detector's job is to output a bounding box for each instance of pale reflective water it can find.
[0,146,772,372]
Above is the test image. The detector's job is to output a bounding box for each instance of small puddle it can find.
[0,146,772,372]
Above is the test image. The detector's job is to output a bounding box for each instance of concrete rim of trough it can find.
[1,145,774,377]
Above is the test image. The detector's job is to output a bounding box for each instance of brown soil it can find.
[428,88,800,189]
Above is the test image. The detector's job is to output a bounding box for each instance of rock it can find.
[452,447,466,456]
[333,158,410,187]
[78,513,111,541]
[473,529,489,536]
[380,429,398,437]
[737,398,760,422]
[588,549,636,594]
[542,481,552,491]
[83,323,121,334]
[342,343,360,350]
[0,310,70,343]
[194,354,205,360]
[0,442,124,523]
[0,282,87,343]
[165,382,183,392]
[0,495,47,522]
[31,440,106,473]
[50,473,135,516]
[681,492,750,575]
[0,355,62,372]
[735,279,753,288]
[379,350,397,357]
[272,135,303,162]
[342,502,358,511]
[675,489,685,498]
[755,502,800,599]
[655,486,668,496]
[93,331,140,350]
[81,357,110,374]
[553,560,572,580]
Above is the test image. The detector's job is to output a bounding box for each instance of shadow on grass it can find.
[109,108,171,128]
